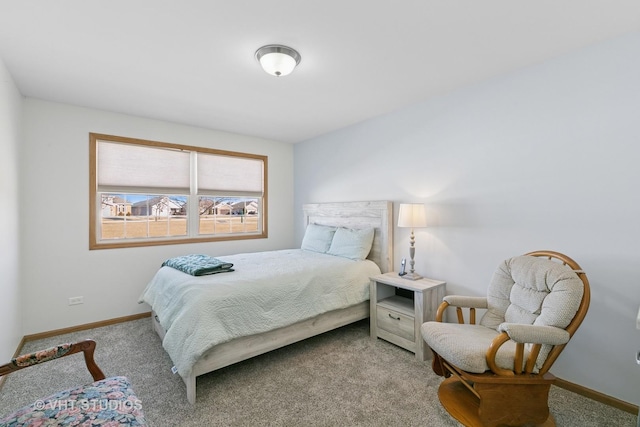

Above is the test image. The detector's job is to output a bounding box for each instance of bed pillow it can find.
[301,224,337,253]
[327,227,375,261]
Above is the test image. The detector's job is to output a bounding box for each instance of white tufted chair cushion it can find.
[481,255,583,329]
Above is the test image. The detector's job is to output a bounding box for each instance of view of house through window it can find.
[90,133,267,249]
[100,194,188,240]
[198,197,260,235]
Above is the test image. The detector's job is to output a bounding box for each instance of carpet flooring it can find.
[0,318,636,426]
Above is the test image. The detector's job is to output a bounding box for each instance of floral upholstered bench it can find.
[0,340,148,426]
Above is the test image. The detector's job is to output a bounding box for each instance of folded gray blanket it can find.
[162,254,234,276]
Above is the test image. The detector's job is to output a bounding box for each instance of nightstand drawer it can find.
[376,306,414,342]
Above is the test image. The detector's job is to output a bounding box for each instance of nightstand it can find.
[370,272,446,361]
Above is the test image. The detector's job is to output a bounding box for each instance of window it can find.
[89,133,267,249]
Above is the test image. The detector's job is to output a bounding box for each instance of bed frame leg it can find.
[185,374,196,404]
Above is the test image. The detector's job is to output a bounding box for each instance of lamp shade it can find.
[398,203,427,228]
[255,45,301,77]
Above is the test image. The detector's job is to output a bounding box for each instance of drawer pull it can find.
[388,313,401,321]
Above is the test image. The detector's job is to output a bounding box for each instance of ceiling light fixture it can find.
[255,44,301,77]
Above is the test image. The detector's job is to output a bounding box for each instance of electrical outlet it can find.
[68,296,83,305]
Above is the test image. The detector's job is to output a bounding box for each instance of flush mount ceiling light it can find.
[255,44,301,77]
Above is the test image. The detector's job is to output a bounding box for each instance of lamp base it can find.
[401,272,422,281]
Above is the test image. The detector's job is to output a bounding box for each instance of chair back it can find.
[479,250,590,374]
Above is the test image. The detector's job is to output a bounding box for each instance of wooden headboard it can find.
[302,201,394,273]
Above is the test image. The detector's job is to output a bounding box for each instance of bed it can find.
[139,200,393,403]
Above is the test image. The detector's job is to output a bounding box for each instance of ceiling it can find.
[1,1,639,143]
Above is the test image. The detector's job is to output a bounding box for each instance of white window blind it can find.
[97,141,190,192]
[197,153,263,195]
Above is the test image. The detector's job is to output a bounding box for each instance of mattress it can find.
[139,249,381,378]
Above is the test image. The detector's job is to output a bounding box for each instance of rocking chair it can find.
[421,251,590,427]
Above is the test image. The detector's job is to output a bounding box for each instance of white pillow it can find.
[327,227,375,260]
[301,224,337,253]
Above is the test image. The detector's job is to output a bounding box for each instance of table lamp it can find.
[397,203,427,280]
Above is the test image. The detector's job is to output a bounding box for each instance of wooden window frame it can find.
[89,133,268,250]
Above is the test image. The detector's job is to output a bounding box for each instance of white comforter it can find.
[139,249,381,378]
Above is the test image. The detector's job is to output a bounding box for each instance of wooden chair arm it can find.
[486,327,565,376]
[435,301,449,322]
[486,332,517,376]
[498,323,570,346]
[443,295,488,309]
[436,296,488,324]
[0,339,105,381]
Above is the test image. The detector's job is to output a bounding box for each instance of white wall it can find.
[0,58,22,360]
[294,33,640,405]
[20,99,294,334]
